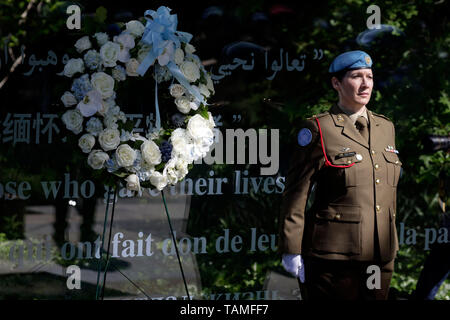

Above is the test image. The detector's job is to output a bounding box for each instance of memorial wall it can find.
[0,0,448,301]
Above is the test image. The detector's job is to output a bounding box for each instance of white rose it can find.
[174,48,184,65]
[199,83,211,98]
[61,91,77,107]
[125,58,140,77]
[125,20,145,37]
[75,36,92,53]
[98,128,121,151]
[184,43,196,55]
[78,134,96,153]
[94,32,109,46]
[87,149,109,170]
[61,109,83,134]
[125,174,141,192]
[116,144,137,167]
[91,72,115,99]
[149,171,168,191]
[169,84,186,98]
[100,41,120,67]
[141,140,162,165]
[112,65,126,81]
[63,58,85,78]
[180,61,200,82]
[174,96,191,114]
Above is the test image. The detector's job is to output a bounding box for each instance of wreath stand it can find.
[94,184,190,300]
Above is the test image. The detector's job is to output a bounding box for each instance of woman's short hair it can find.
[330,69,348,82]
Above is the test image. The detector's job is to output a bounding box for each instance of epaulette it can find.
[370,111,392,122]
[307,111,329,120]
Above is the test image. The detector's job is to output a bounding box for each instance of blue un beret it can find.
[329,50,372,73]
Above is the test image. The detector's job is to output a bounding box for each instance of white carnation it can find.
[61,91,77,107]
[149,171,168,191]
[61,109,83,134]
[98,128,121,151]
[187,114,215,160]
[116,144,137,167]
[100,41,120,67]
[75,36,92,53]
[78,134,96,153]
[163,157,189,184]
[87,149,109,170]
[170,128,195,163]
[63,58,85,78]
[141,140,162,165]
[91,72,115,99]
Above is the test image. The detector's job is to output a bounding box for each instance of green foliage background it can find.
[0,0,449,299]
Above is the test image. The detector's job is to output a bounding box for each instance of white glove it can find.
[282,253,305,283]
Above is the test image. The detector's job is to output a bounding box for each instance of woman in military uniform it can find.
[279,50,402,300]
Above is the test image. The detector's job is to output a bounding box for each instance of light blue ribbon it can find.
[136,6,206,131]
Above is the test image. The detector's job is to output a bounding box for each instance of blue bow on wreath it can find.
[137,6,206,131]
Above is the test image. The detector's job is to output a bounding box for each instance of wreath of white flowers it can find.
[59,6,216,193]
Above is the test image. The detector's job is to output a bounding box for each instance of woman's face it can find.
[333,68,373,109]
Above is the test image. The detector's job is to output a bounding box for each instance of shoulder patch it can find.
[298,128,312,146]
[296,119,319,148]
[371,111,392,122]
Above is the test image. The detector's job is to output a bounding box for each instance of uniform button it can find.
[395,160,399,164]
[347,160,352,164]
[374,164,379,170]
[335,213,341,220]
[376,205,381,212]
[371,150,376,155]
[375,178,380,184]
[356,154,363,161]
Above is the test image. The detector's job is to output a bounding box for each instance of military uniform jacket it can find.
[279,104,402,262]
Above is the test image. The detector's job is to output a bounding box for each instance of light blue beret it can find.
[329,50,372,73]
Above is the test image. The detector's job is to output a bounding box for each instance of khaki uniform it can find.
[279,103,402,262]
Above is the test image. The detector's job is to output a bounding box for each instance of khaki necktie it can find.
[355,116,369,143]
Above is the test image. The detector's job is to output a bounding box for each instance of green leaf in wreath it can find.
[155,163,165,171]
[132,140,144,149]
[113,171,128,178]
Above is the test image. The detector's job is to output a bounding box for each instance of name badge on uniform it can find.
[298,128,312,146]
